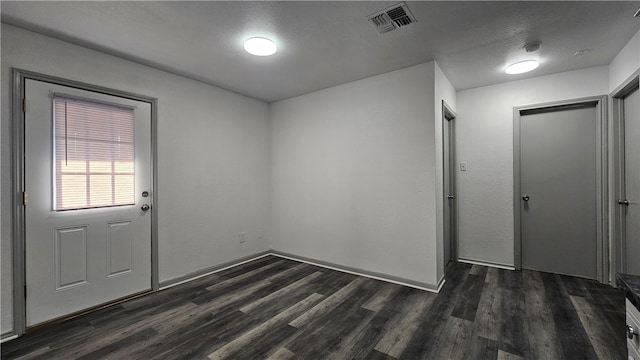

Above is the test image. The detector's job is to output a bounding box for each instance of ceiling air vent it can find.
[367,2,417,34]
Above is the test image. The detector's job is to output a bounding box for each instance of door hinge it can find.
[23,191,28,206]
[22,99,27,113]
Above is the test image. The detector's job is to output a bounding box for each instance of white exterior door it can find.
[24,79,152,327]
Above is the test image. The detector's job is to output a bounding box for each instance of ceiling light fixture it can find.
[505,60,539,74]
[244,37,277,56]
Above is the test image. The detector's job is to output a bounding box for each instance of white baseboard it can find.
[271,251,442,293]
[159,252,271,290]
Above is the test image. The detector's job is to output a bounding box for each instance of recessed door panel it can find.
[107,221,133,277]
[55,227,88,289]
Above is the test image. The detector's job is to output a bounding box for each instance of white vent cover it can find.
[367,2,417,34]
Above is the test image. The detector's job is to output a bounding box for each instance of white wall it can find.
[455,66,609,267]
[433,62,456,281]
[270,62,440,288]
[609,29,639,93]
[1,24,271,334]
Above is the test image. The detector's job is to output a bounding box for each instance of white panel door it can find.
[24,79,152,327]
[624,87,640,275]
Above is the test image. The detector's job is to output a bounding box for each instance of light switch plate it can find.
[460,162,468,171]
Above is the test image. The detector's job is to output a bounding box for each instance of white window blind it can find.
[53,95,135,211]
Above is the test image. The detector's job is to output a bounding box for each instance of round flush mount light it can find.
[505,60,539,74]
[244,37,277,56]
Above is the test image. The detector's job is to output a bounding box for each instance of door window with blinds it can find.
[53,94,135,211]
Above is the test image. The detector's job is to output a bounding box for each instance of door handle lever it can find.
[618,199,630,206]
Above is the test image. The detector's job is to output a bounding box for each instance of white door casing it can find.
[24,79,152,326]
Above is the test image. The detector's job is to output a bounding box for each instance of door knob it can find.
[522,195,530,201]
[447,195,455,199]
[628,324,638,339]
[141,204,151,211]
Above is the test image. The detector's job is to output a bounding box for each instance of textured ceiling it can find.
[2,1,639,102]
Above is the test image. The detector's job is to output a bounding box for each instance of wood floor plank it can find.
[429,316,473,359]
[469,267,502,343]
[498,270,530,358]
[266,347,296,360]
[240,271,323,313]
[1,256,627,360]
[288,277,367,328]
[361,282,403,312]
[561,275,589,298]
[451,272,486,321]
[467,336,499,360]
[326,309,378,358]
[522,270,564,360]
[570,295,627,360]
[469,264,487,276]
[497,349,526,360]
[205,259,287,292]
[282,279,383,358]
[399,262,471,359]
[74,328,157,360]
[373,290,436,357]
[207,293,324,359]
[541,272,599,360]
[364,349,397,360]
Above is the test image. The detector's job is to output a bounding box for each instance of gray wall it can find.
[270,62,441,288]
[1,24,271,334]
[609,29,639,93]
[455,66,609,267]
[434,62,457,281]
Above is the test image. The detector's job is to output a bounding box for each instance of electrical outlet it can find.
[238,232,246,243]
[460,162,468,171]
[257,229,263,240]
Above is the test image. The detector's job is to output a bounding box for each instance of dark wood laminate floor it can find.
[1,255,626,360]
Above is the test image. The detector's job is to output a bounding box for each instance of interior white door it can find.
[24,79,152,327]
[624,87,639,275]
[520,104,598,279]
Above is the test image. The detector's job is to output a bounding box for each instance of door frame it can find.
[513,95,608,283]
[442,100,458,266]
[611,70,640,280]
[11,68,159,336]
